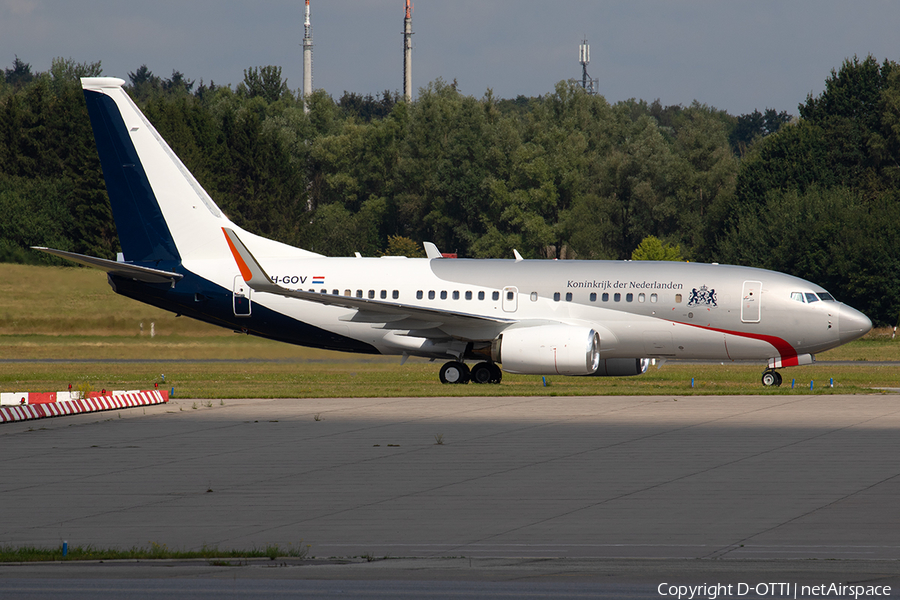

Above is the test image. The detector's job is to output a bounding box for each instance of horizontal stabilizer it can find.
[32,247,182,284]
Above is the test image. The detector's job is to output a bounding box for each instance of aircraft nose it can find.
[838,304,872,344]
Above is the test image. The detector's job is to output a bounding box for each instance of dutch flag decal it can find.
[312,276,325,285]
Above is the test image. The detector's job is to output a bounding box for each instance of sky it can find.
[2,0,899,116]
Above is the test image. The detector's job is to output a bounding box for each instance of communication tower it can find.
[302,0,313,113]
[579,39,598,95]
[403,0,413,101]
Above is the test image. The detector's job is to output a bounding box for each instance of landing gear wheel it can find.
[439,361,470,384]
[488,363,502,384]
[761,370,782,387]
[470,362,493,384]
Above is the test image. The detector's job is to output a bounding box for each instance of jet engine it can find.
[492,325,600,375]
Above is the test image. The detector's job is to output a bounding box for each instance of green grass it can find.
[0,542,310,562]
[1,263,898,397]
[0,263,222,337]
[1,356,897,398]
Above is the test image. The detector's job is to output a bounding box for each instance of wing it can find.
[222,228,516,333]
[32,247,183,284]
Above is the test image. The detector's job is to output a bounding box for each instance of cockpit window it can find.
[793,291,835,303]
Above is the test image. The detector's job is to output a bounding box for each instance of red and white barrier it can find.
[0,390,169,424]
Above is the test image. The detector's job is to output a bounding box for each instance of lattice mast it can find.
[303,0,313,113]
[578,39,597,95]
[403,0,413,101]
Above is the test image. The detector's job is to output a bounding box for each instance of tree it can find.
[49,57,102,83]
[728,108,791,156]
[129,65,154,86]
[383,235,425,258]
[128,65,161,100]
[4,56,33,87]
[338,90,399,122]
[797,55,898,192]
[631,235,684,261]
[241,66,290,104]
[163,70,194,94]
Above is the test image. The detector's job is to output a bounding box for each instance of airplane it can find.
[36,77,873,387]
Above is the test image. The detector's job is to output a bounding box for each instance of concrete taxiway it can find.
[1,393,899,588]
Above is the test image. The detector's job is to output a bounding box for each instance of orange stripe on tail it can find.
[223,228,253,281]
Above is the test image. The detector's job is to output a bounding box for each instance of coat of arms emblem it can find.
[688,285,717,307]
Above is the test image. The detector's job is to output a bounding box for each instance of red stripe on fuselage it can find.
[670,321,798,362]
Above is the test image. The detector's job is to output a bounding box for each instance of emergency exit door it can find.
[502,286,518,312]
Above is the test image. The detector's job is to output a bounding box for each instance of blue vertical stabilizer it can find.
[83,89,180,263]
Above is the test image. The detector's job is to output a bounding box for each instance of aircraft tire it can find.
[439,361,470,384]
[761,370,782,387]
[470,362,493,384]
[488,363,502,384]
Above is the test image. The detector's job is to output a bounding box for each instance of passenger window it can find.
[440,291,447,300]
[791,292,804,302]
[479,291,485,300]
[332,289,339,295]
[638,293,645,302]
[465,291,472,300]
[650,293,658,303]
[452,291,459,300]
[602,293,609,302]
[805,293,819,303]
[530,292,538,302]
[393,290,399,299]
[492,291,500,301]
[344,289,351,297]
[614,293,621,302]
[356,290,363,298]
[553,292,561,302]
[626,293,633,302]
[380,290,387,299]
[589,292,596,302]
[565,292,572,302]
[675,294,682,303]
[416,290,423,300]
[506,291,514,301]
[428,290,435,300]
[368,290,375,299]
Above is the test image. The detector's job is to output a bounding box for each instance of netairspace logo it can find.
[657,582,892,599]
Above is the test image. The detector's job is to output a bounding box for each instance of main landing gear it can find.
[439,361,502,384]
[761,370,783,387]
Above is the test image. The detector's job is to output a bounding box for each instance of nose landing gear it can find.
[761,370,783,387]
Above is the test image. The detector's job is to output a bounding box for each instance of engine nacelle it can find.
[588,358,651,377]
[492,325,600,375]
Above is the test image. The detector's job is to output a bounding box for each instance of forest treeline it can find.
[1,55,898,325]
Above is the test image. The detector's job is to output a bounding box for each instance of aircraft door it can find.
[741,280,762,323]
[233,275,252,317]
[502,286,518,312]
